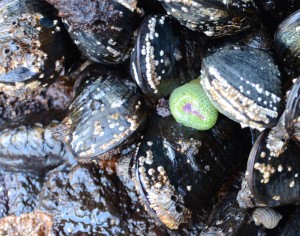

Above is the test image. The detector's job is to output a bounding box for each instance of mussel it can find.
[53,64,148,161]
[274,10,300,77]
[0,0,71,100]
[130,14,204,99]
[242,27,274,51]
[264,77,300,157]
[201,44,282,131]
[201,192,263,235]
[246,130,300,207]
[132,113,249,229]
[46,0,143,64]
[257,0,300,26]
[160,0,258,37]
[285,77,300,145]
[0,0,299,234]
[274,207,300,235]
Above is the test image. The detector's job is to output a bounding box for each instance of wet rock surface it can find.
[36,161,167,235]
[0,76,75,129]
[0,123,73,175]
[0,152,207,235]
[0,171,44,219]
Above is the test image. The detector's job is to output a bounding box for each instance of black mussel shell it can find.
[0,0,70,100]
[201,44,282,131]
[276,207,300,235]
[0,123,70,175]
[257,0,300,25]
[285,78,300,145]
[275,10,300,77]
[54,64,148,161]
[132,113,248,229]
[200,192,262,236]
[160,0,258,37]
[246,130,300,207]
[242,27,274,51]
[47,0,143,64]
[130,14,203,99]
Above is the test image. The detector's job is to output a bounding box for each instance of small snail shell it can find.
[252,207,282,229]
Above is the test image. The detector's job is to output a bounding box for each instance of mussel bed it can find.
[0,0,299,235]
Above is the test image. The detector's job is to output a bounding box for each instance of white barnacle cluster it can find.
[253,162,276,184]
[201,66,279,131]
[0,80,42,100]
[0,13,47,75]
[226,0,256,9]
[143,16,166,94]
[106,45,122,58]
[177,138,202,155]
[96,114,140,152]
[265,115,289,157]
[74,112,138,158]
[136,145,192,229]
[164,0,253,37]
[115,0,143,14]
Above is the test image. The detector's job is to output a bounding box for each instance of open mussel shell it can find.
[132,113,248,229]
[160,0,258,37]
[275,10,300,77]
[246,130,300,207]
[54,64,148,161]
[285,78,300,145]
[201,44,282,131]
[0,0,70,100]
[130,14,203,99]
[47,0,143,64]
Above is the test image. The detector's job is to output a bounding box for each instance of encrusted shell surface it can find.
[246,130,300,207]
[130,14,203,99]
[285,78,300,145]
[201,45,282,131]
[54,65,148,161]
[160,0,258,37]
[133,114,248,229]
[252,207,282,229]
[201,192,261,236]
[47,0,143,64]
[0,0,69,100]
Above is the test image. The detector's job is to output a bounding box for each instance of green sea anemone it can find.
[169,79,218,130]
